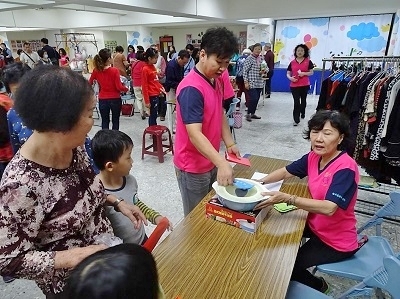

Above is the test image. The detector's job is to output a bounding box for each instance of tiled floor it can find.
[1,92,398,298]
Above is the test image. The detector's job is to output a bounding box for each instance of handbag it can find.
[121,96,134,116]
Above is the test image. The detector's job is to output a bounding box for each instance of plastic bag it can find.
[93,233,123,247]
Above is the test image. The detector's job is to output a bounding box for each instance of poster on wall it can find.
[275,14,394,69]
[186,34,192,45]
[104,40,117,52]
[388,10,400,56]
[326,14,393,59]
[10,40,41,52]
[238,31,247,53]
[274,18,330,68]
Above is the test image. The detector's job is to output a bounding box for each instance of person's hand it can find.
[155,215,173,231]
[298,71,305,77]
[54,244,108,269]
[244,82,250,90]
[117,201,148,229]
[160,87,166,96]
[227,144,240,157]
[253,191,289,210]
[256,174,269,184]
[289,76,298,82]
[145,103,150,108]
[253,176,267,184]
[217,161,234,186]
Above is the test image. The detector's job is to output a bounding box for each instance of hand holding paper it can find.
[225,152,251,167]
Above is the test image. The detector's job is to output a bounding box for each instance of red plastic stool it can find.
[142,125,174,163]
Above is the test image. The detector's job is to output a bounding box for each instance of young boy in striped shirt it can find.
[92,129,173,245]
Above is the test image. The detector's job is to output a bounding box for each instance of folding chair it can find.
[226,97,241,143]
[286,255,400,299]
[313,191,400,298]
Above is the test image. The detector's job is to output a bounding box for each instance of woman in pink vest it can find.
[286,44,314,126]
[255,110,359,294]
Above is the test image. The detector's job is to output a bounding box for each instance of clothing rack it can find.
[320,56,400,92]
[319,56,400,222]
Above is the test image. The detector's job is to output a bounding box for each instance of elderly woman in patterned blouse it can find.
[0,66,147,299]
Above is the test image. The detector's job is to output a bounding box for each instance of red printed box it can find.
[205,196,271,234]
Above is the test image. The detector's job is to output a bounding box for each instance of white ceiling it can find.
[0,0,399,31]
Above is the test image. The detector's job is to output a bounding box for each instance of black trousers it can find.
[158,95,167,118]
[45,291,69,299]
[290,86,309,123]
[265,69,274,95]
[291,225,358,291]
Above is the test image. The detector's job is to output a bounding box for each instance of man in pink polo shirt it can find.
[174,27,240,216]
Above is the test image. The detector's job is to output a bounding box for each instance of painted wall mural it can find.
[388,10,400,56]
[275,14,393,68]
[326,14,392,59]
[247,24,270,48]
[126,26,154,50]
[274,17,329,68]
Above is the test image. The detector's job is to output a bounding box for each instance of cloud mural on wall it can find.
[129,39,138,45]
[347,22,380,40]
[357,35,387,52]
[143,36,153,44]
[281,26,300,39]
[309,18,329,27]
[128,31,140,46]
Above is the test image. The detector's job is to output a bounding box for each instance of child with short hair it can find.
[65,243,160,299]
[92,129,172,245]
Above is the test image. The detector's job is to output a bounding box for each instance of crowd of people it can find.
[0,28,360,299]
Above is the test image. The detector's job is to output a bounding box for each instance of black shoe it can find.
[2,276,15,283]
[251,114,261,119]
[246,114,252,122]
[301,114,305,119]
[266,94,271,98]
[293,121,299,126]
[319,277,331,294]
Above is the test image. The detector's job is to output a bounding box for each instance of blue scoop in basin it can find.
[233,179,254,197]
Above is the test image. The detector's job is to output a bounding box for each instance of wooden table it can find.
[153,155,310,299]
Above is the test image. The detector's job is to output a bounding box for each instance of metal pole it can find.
[320,60,326,94]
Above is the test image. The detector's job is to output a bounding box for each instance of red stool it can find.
[142,125,174,163]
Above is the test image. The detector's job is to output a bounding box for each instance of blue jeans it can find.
[149,96,159,126]
[175,167,217,216]
[248,88,262,115]
[99,98,122,130]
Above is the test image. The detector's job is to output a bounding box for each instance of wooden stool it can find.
[142,125,174,163]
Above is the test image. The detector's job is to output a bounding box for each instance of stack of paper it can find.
[251,172,297,213]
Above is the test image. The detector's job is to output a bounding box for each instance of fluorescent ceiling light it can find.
[0,4,24,9]
[0,27,46,31]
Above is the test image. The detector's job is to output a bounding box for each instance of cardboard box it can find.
[205,196,271,234]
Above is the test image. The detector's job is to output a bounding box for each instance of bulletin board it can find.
[10,39,41,52]
[104,40,117,52]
